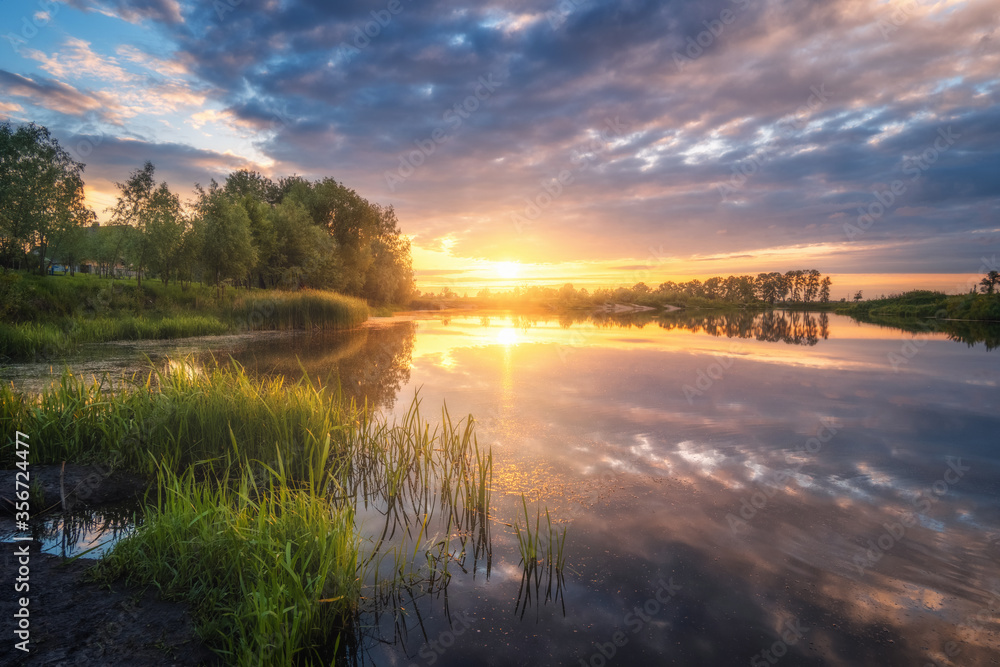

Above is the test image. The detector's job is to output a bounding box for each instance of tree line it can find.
[459,270,834,308]
[0,122,414,304]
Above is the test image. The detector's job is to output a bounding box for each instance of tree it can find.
[703,276,723,299]
[0,122,92,273]
[803,269,820,303]
[109,162,179,287]
[269,198,337,290]
[819,276,832,303]
[144,185,184,286]
[756,272,783,304]
[979,270,1000,295]
[362,206,413,303]
[194,185,257,290]
[853,290,863,302]
[223,169,280,205]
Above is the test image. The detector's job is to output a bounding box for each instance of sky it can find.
[1,0,998,297]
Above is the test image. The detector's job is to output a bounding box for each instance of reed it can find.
[2,359,497,664]
[97,463,358,666]
[0,272,369,361]
[513,494,567,618]
[232,290,369,332]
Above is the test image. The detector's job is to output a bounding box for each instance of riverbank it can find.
[2,360,492,665]
[835,289,1000,321]
[0,548,215,666]
[0,272,369,362]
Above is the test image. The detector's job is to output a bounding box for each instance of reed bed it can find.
[232,290,369,332]
[0,281,369,361]
[1,360,496,664]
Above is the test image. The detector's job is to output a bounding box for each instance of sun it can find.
[495,261,521,280]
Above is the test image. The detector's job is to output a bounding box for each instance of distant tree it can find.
[755,272,784,304]
[853,290,863,302]
[979,270,1000,295]
[656,280,679,295]
[703,276,723,299]
[819,276,832,303]
[785,270,803,302]
[803,269,820,303]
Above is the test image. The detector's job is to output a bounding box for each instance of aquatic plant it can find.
[3,360,498,665]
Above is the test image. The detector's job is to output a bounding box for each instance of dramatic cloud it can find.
[2,0,998,286]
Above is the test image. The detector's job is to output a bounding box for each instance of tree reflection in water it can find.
[549,309,832,346]
[209,321,416,410]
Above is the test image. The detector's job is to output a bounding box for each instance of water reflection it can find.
[657,309,831,345]
[366,312,1000,665]
[0,504,138,559]
[3,311,999,665]
[475,309,834,346]
[859,316,1000,351]
[205,321,416,410]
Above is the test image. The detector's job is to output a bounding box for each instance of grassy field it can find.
[0,272,369,361]
[2,361,492,665]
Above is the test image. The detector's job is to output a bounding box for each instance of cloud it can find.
[23,37,138,82]
[10,0,1000,276]
[0,70,121,121]
[64,0,184,25]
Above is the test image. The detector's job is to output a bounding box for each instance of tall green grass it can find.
[513,494,566,618]
[1,360,495,664]
[2,361,354,474]
[232,290,369,332]
[0,272,369,361]
[98,464,358,666]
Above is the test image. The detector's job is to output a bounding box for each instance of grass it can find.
[98,464,358,666]
[1,360,496,664]
[513,494,567,618]
[835,289,1000,322]
[0,272,369,361]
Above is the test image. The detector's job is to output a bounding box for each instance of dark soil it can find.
[0,464,148,515]
[1,542,216,666]
[2,465,214,665]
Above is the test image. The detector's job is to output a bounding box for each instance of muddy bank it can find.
[1,543,215,666]
[0,464,148,515]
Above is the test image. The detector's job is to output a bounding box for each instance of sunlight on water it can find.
[5,310,999,665]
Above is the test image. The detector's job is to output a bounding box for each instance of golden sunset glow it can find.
[495,261,522,281]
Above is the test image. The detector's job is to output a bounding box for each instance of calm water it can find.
[5,310,999,666]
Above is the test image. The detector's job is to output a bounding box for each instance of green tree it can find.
[223,169,280,205]
[194,185,257,290]
[269,198,337,290]
[362,205,413,303]
[109,162,179,287]
[144,185,184,285]
[0,122,92,273]
[979,270,1000,295]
